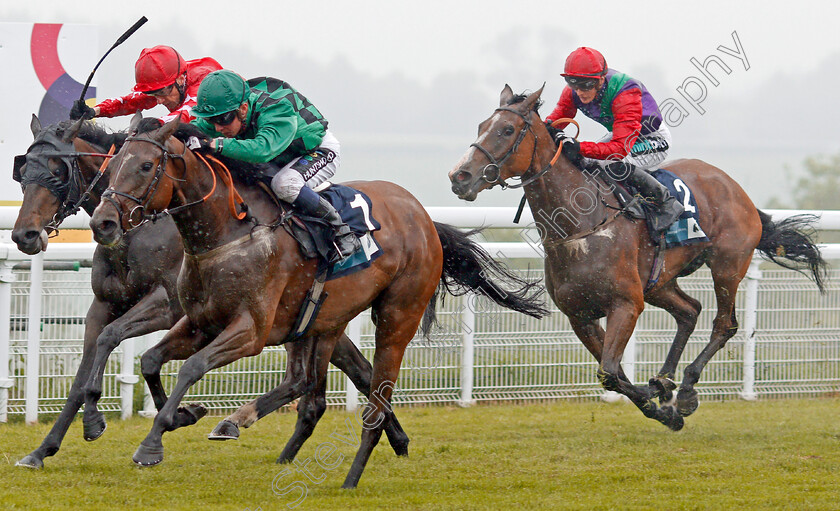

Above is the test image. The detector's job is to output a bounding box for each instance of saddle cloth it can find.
[286,183,383,280]
[647,169,709,248]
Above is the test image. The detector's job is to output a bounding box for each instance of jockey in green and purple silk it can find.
[545,47,683,234]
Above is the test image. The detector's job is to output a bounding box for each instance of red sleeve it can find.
[95,92,158,118]
[544,87,577,129]
[579,88,643,160]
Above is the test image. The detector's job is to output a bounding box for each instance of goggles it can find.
[564,76,601,91]
[143,84,175,97]
[207,110,239,126]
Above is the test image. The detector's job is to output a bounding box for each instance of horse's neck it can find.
[524,157,607,242]
[169,152,258,256]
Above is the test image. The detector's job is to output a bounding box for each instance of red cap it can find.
[133,46,185,92]
[561,47,607,78]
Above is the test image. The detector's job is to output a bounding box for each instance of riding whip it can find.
[78,16,148,103]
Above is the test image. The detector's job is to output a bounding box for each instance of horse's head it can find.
[90,114,184,247]
[12,115,90,254]
[449,85,550,201]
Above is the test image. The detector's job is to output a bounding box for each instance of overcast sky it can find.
[4,0,840,207]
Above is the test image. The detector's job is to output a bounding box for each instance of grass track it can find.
[1,398,839,510]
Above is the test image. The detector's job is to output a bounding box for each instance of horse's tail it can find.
[755,209,828,293]
[421,222,549,336]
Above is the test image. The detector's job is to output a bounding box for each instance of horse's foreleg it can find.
[140,315,211,429]
[82,286,176,441]
[330,333,409,457]
[15,300,114,468]
[600,300,684,431]
[134,313,293,466]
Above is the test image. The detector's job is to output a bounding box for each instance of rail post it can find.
[25,252,44,424]
[117,337,140,420]
[740,259,762,401]
[458,292,476,407]
[0,262,16,422]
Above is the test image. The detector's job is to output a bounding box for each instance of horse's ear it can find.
[62,117,85,143]
[30,114,42,138]
[153,117,181,144]
[128,111,143,134]
[499,84,514,107]
[521,84,545,112]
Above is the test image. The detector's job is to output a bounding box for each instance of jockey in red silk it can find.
[545,47,683,234]
[70,46,222,124]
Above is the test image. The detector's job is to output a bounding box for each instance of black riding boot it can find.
[313,197,361,261]
[608,162,685,234]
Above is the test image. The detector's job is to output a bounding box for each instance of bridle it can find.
[469,107,555,190]
[14,130,116,235]
[100,135,188,230]
[100,134,245,232]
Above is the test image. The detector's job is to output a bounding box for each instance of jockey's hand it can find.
[70,100,95,121]
[560,137,582,167]
[187,136,214,153]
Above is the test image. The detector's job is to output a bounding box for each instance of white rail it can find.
[1,207,838,422]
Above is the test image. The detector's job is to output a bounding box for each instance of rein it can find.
[101,135,247,230]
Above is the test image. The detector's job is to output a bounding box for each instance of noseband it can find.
[101,135,186,230]
[469,107,554,190]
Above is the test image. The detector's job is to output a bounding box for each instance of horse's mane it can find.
[54,120,129,150]
[508,92,543,113]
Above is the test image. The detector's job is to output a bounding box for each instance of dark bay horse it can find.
[449,85,827,430]
[11,117,412,469]
[88,116,546,488]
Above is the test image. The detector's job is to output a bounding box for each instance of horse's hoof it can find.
[172,403,208,430]
[661,406,685,431]
[276,453,294,464]
[208,419,239,441]
[677,387,699,417]
[132,442,164,467]
[15,455,44,469]
[83,412,107,441]
[649,376,677,405]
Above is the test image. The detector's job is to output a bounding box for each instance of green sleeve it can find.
[219,102,298,163]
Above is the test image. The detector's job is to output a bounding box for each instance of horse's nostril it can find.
[456,171,471,182]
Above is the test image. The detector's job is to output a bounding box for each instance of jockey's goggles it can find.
[143,83,175,97]
[207,110,238,126]
[564,76,600,91]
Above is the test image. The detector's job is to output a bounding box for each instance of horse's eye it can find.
[141,162,154,171]
[502,126,515,136]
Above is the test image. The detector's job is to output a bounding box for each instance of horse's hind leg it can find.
[329,333,409,457]
[275,331,343,463]
[677,255,749,416]
[16,300,114,468]
[644,281,702,403]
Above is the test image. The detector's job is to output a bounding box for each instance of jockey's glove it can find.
[70,100,95,121]
[186,136,215,154]
[560,137,583,167]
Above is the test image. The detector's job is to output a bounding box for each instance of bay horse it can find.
[449,85,827,430]
[88,115,546,488]
[11,116,412,469]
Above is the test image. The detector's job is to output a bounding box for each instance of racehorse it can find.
[88,115,547,488]
[11,116,412,469]
[449,85,827,430]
